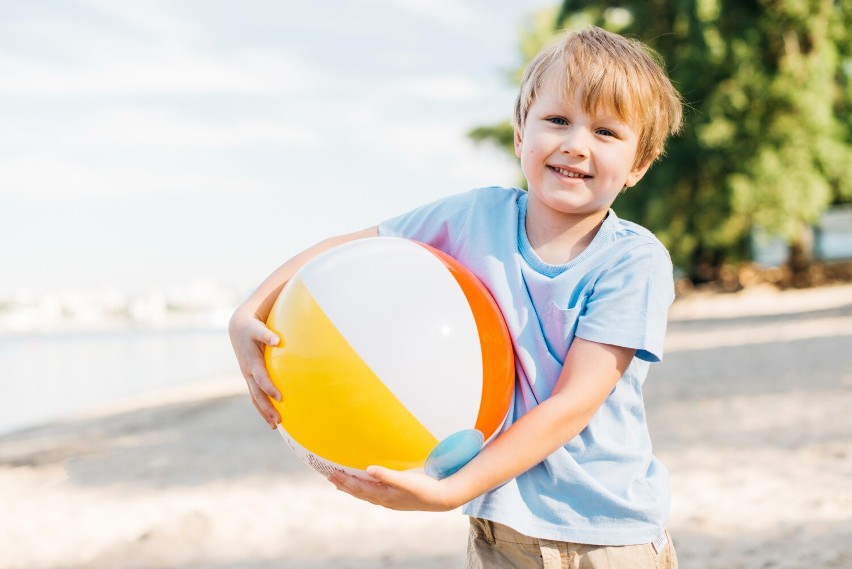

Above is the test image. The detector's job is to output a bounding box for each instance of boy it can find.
[229,26,683,568]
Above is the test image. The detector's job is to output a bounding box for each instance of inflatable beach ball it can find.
[264,237,514,479]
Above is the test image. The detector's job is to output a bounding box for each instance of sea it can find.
[0,327,238,436]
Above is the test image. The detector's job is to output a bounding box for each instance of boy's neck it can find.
[524,199,608,265]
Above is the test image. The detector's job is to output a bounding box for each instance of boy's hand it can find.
[228,309,282,429]
[328,467,460,512]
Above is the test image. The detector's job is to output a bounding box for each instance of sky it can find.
[1,0,554,294]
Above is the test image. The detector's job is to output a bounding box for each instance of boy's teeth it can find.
[555,167,583,178]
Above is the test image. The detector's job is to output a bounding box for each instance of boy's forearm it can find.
[441,391,591,507]
[442,339,634,508]
[329,396,589,513]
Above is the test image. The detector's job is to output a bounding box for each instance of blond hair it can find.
[514,27,683,169]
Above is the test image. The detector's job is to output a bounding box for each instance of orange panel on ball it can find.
[414,242,515,440]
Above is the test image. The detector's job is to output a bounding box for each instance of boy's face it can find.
[515,72,650,221]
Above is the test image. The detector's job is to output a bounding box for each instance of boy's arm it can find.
[329,337,634,511]
[229,226,379,428]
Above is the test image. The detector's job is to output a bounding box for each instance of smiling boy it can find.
[230,27,683,568]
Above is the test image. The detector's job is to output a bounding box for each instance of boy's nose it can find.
[560,128,590,158]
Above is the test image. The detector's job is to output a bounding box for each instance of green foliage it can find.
[471,0,852,280]
[468,123,515,153]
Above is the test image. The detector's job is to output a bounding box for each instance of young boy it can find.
[229,26,683,568]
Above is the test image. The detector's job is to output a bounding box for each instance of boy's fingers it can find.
[248,318,281,347]
[365,465,396,486]
[246,381,280,427]
[251,366,281,402]
[329,472,384,505]
[249,397,279,429]
[265,332,281,347]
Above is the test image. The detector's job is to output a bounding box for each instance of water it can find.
[0,328,239,435]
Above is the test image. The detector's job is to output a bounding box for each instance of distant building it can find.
[751,205,852,267]
[815,206,852,262]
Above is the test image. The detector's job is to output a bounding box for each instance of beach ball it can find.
[264,236,514,479]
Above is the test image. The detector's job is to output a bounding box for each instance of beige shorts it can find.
[464,518,678,569]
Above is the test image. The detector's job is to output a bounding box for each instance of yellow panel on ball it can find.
[265,276,440,471]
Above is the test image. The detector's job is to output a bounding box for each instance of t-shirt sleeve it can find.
[575,242,675,362]
[378,189,481,254]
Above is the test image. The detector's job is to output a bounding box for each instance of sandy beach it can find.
[2,284,851,569]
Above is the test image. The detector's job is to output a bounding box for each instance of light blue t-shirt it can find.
[379,186,675,546]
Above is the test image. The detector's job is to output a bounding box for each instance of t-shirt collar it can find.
[517,192,617,277]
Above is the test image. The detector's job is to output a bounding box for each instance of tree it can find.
[471,1,852,283]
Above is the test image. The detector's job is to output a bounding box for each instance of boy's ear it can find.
[624,151,659,188]
[514,128,523,158]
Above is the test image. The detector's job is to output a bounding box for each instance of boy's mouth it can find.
[550,165,591,179]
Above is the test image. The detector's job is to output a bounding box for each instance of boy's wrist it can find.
[232,302,264,322]
[439,471,478,510]
[228,305,263,337]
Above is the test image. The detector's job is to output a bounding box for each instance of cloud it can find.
[366,0,492,36]
[388,74,483,102]
[0,2,329,98]
[0,47,324,97]
[0,153,255,198]
[353,117,517,183]
[0,1,517,201]
[77,0,201,39]
[1,107,321,151]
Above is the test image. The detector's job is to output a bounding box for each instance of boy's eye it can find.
[596,128,617,137]
[547,116,568,125]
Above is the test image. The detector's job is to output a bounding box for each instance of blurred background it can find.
[1,1,851,568]
[0,0,546,433]
[3,0,851,435]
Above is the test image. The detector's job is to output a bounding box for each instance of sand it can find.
[1,283,851,569]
